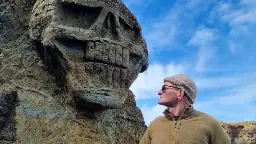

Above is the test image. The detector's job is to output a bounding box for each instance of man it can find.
[139,74,231,144]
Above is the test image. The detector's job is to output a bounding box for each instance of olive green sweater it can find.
[139,107,231,144]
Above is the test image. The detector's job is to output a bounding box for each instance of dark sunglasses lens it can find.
[162,86,165,91]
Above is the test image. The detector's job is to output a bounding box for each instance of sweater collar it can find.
[163,106,195,121]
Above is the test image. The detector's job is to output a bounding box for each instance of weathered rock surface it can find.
[222,121,256,144]
[1,0,147,143]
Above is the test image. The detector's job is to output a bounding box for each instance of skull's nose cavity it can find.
[140,63,148,73]
[129,52,142,69]
[99,13,120,41]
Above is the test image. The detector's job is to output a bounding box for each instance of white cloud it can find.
[140,104,166,126]
[130,62,187,99]
[188,28,216,46]
[212,1,256,53]
[143,0,216,52]
[144,11,178,51]
[194,83,256,121]
[241,0,256,7]
[218,2,231,12]
[195,47,215,72]
[187,27,217,72]
[228,40,240,54]
[232,10,256,25]
[195,72,256,89]
[196,83,256,107]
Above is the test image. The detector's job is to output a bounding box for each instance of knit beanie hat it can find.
[163,74,197,104]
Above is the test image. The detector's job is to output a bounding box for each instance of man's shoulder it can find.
[153,116,167,122]
[195,110,220,124]
[149,116,168,126]
[194,110,226,132]
[194,110,231,142]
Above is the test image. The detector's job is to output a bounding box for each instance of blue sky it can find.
[123,0,256,125]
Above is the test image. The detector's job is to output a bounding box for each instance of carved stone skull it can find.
[29,0,148,110]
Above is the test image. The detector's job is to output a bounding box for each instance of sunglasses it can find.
[161,85,180,93]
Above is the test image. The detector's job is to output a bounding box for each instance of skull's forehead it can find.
[54,0,140,29]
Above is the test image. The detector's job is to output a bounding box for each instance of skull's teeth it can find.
[83,63,120,88]
[107,65,114,86]
[95,41,102,61]
[120,69,127,88]
[113,67,121,88]
[86,41,95,60]
[126,69,139,88]
[115,44,122,66]
[109,43,116,65]
[123,48,129,68]
[100,63,108,85]
[83,62,131,88]
[94,63,101,82]
[102,42,110,63]
[84,62,94,76]
[85,41,129,68]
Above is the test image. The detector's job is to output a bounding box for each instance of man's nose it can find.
[158,90,163,95]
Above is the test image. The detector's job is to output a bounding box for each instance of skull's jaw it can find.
[35,39,141,110]
[66,67,130,110]
[65,62,137,110]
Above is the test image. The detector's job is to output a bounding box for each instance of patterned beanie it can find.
[163,74,197,104]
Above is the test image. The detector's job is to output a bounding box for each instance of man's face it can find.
[158,82,180,107]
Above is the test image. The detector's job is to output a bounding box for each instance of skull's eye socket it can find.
[99,13,120,41]
[58,3,102,29]
[119,18,142,44]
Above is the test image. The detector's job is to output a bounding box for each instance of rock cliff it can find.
[222,121,256,144]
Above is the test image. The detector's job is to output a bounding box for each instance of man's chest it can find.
[150,120,210,144]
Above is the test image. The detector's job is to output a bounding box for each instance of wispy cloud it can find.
[195,72,256,89]
[194,83,256,121]
[221,1,256,26]
[210,0,256,53]
[143,0,216,52]
[143,9,178,52]
[130,62,187,99]
[145,19,177,50]
[140,104,166,126]
[188,28,217,46]
[187,27,218,72]
[196,84,256,107]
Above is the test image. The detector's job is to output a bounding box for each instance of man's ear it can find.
[177,89,185,100]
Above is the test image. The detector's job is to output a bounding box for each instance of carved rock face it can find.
[29,0,148,110]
